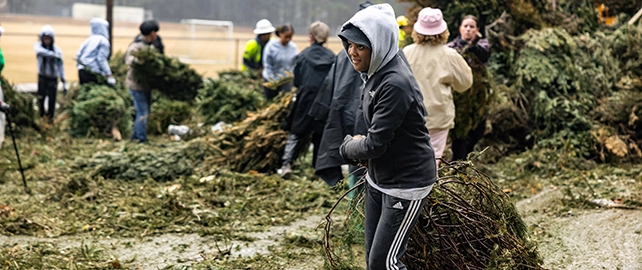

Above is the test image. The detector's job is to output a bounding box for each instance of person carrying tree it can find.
[242,19,275,75]
[261,24,297,100]
[34,25,67,123]
[133,20,165,55]
[338,4,437,269]
[125,20,160,144]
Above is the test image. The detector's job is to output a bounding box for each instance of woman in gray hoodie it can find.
[34,25,66,122]
[338,4,437,269]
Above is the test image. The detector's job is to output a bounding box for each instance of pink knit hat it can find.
[414,7,448,36]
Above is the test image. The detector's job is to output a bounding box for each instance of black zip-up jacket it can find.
[341,54,437,189]
[283,42,335,134]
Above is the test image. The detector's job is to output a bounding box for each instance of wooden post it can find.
[106,0,114,58]
[628,6,642,25]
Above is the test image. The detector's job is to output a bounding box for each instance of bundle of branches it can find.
[403,162,543,269]
[263,71,294,90]
[147,96,193,135]
[196,74,264,125]
[609,25,642,80]
[194,92,292,173]
[0,76,39,132]
[73,146,194,182]
[451,53,493,140]
[109,51,128,89]
[592,88,642,161]
[323,162,543,269]
[68,84,132,138]
[512,28,618,138]
[217,69,263,88]
[131,47,203,102]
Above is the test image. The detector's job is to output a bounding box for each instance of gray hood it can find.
[340,3,399,77]
[90,18,109,39]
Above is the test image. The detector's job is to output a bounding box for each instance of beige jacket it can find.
[403,43,472,130]
[125,41,151,91]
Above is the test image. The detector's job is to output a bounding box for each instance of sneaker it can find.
[279,163,292,179]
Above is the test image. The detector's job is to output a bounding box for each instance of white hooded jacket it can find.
[75,18,112,77]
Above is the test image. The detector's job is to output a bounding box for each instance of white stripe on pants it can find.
[364,183,426,270]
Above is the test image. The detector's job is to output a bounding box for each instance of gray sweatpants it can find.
[364,182,426,270]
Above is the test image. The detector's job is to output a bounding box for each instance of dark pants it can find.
[364,183,426,270]
[263,80,293,100]
[37,75,58,121]
[451,121,486,161]
[78,69,100,85]
[130,89,151,142]
[281,121,323,167]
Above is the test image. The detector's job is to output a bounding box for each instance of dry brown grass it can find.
[0,14,344,83]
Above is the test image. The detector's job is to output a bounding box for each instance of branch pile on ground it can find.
[0,76,39,132]
[68,84,132,138]
[131,47,203,102]
[480,25,642,163]
[147,96,193,135]
[401,162,543,269]
[73,144,197,182]
[193,92,292,173]
[196,70,265,125]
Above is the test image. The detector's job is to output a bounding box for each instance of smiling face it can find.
[279,30,293,46]
[347,41,371,72]
[459,18,478,42]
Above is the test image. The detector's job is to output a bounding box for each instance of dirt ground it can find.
[1,186,640,269]
[517,188,642,270]
[0,14,345,83]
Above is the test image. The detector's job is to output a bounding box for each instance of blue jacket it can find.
[34,25,65,81]
[76,18,112,76]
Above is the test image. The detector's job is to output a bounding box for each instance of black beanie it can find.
[140,20,159,35]
[338,24,371,50]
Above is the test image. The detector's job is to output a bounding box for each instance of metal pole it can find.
[6,114,29,193]
[106,0,114,58]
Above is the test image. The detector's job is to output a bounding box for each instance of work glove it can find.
[339,134,364,166]
[106,76,116,87]
[0,101,10,113]
[62,82,68,96]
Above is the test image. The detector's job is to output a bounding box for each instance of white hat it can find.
[254,19,275,35]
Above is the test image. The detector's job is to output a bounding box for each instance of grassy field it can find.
[0,14,345,83]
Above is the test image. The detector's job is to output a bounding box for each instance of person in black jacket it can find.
[309,1,372,189]
[338,4,437,270]
[278,21,336,179]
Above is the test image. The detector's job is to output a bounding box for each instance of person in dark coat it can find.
[308,1,372,188]
[278,21,336,178]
